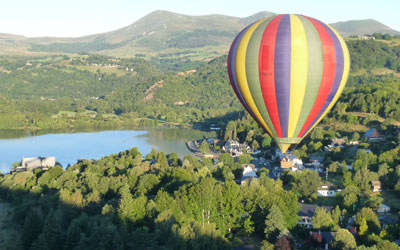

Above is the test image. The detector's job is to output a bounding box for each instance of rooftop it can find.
[299,203,333,217]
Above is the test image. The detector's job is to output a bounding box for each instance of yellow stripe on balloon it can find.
[288,14,308,138]
[301,25,350,139]
[235,18,274,136]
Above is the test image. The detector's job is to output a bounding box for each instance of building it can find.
[371,180,382,192]
[17,157,56,171]
[298,204,333,228]
[223,140,250,156]
[331,138,345,146]
[280,154,303,169]
[317,184,341,197]
[224,140,239,151]
[240,164,258,184]
[377,204,391,214]
[364,129,382,141]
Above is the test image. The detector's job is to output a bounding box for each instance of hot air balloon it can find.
[227,14,350,153]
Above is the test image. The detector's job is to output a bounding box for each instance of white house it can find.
[317,184,341,197]
[240,164,258,184]
[377,204,391,214]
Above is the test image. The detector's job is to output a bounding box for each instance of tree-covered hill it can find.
[2,10,399,58]
[330,19,400,37]
[0,148,300,249]
[0,37,400,131]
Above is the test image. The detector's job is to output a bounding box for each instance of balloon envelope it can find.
[227,14,350,153]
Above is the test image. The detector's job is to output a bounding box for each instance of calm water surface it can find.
[0,128,216,173]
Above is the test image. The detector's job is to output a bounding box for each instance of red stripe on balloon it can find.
[297,17,337,138]
[258,15,284,138]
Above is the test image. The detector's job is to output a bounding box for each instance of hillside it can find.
[1,11,397,57]
[26,10,248,56]
[330,19,400,37]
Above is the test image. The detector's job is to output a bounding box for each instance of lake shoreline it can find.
[0,128,217,173]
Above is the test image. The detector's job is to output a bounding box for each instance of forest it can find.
[0,38,399,133]
[0,37,399,249]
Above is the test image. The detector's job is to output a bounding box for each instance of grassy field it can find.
[51,110,98,119]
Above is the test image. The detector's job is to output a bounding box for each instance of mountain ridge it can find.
[2,10,399,56]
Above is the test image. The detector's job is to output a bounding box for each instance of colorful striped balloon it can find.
[228,14,350,153]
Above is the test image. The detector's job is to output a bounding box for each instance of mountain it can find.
[3,11,399,57]
[330,19,400,37]
[0,33,25,40]
[239,11,275,25]
[25,10,250,56]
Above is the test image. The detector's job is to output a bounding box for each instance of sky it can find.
[1,0,399,37]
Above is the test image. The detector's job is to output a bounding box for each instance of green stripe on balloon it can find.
[245,17,277,137]
[293,15,324,138]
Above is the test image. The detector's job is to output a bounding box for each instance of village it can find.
[187,127,399,248]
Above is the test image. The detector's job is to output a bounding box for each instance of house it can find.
[317,184,341,197]
[240,164,258,184]
[223,140,250,156]
[281,157,293,169]
[377,204,391,214]
[310,155,324,164]
[224,140,239,150]
[371,180,382,192]
[331,138,345,146]
[362,35,375,40]
[364,129,382,141]
[280,154,303,169]
[298,204,333,228]
[17,157,56,171]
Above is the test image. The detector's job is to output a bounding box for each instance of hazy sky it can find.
[1,0,398,37]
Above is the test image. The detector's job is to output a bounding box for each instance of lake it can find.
[0,128,217,173]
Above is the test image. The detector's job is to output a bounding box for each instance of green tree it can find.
[200,141,210,153]
[359,218,368,236]
[219,153,234,166]
[264,205,287,243]
[354,208,380,234]
[21,208,43,250]
[218,180,244,234]
[30,234,50,250]
[312,207,334,231]
[297,170,321,199]
[237,154,252,164]
[332,229,357,250]
[118,185,147,224]
[40,209,63,250]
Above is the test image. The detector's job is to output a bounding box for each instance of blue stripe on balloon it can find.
[274,14,291,138]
